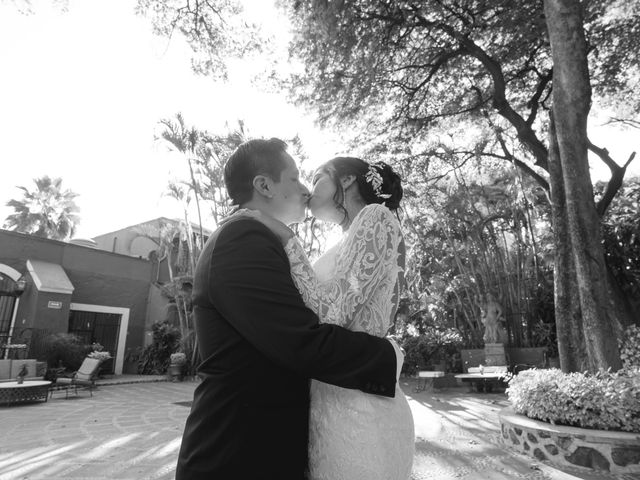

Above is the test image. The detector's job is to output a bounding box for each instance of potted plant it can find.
[169,352,187,381]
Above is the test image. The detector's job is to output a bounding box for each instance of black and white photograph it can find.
[0,1,638,479]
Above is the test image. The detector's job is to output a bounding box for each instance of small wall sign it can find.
[48,301,63,309]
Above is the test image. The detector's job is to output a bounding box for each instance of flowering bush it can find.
[507,368,640,433]
[170,352,187,365]
[88,351,112,362]
[619,324,640,370]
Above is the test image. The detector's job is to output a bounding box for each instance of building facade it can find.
[0,229,166,374]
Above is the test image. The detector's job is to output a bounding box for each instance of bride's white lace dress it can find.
[284,203,415,480]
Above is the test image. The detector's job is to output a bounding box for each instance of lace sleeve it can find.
[285,204,403,334]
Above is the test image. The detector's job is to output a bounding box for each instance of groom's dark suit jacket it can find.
[175,218,397,480]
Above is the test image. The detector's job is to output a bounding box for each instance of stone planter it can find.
[499,407,640,474]
[168,364,184,381]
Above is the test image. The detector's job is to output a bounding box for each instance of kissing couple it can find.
[175,138,415,480]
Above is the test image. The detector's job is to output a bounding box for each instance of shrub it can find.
[507,368,640,433]
[619,324,640,371]
[137,321,181,374]
[170,352,187,365]
[43,333,91,371]
[401,327,463,376]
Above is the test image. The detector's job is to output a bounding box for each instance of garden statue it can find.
[481,293,506,344]
[16,363,28,384]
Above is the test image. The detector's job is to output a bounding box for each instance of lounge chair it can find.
[50,357,102,398]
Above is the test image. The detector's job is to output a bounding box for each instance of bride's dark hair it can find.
[319,156,403,226]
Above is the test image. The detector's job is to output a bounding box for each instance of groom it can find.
[175,138,400,480]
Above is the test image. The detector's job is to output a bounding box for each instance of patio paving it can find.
[0,378,637,480]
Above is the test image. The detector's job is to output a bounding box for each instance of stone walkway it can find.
[0,378,637,480]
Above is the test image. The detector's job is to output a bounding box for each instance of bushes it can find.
[507,368,640,433]
[43,333,91,371]
[619,324,640,371]
[401,327,463,376]
[137,321,181,374]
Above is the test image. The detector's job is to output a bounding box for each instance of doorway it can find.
[68,310,121,374]
[68,303,130,375]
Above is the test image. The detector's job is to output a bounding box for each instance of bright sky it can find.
[0,0,341,239]
[0,0,637,239]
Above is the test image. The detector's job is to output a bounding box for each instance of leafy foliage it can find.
[137,321,181,374]
[399,158,554,347]
[42,333,91,371]
[600,176,640,314]
[3,176,80,240]
[136,0,263,79]
[284,0,638,154]
[400,327,463,376]
[507,368,640,432]
[619,324,640,371]
[170,352,187,365]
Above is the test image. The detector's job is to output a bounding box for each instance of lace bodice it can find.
[284,203,404,337]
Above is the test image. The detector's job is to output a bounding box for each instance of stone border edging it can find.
[498,407,640,474]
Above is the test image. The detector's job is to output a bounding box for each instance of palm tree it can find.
[197,120,250,225]
[3,176,80,240]
[165,181,198,275]
[159,113,205,251]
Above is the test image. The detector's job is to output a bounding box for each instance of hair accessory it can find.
[364,163,391,199]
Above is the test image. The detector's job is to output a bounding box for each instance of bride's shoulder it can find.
[353,203,399,227]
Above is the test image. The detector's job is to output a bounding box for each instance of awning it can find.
[26,260,74,294]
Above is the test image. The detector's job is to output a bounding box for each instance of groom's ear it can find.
[252,175,274,199]
[340,175,356,190]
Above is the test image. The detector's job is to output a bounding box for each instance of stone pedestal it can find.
[484,343,507,366]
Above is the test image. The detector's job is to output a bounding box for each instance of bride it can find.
[247,156,415,480]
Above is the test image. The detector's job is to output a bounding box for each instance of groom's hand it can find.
[386,337,404,382]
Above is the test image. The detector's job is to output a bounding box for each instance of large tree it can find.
[137,0,639,371]
[3,176,80,241]
[280,0,639,371]
[545,0,621,371]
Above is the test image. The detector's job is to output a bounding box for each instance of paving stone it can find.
[0,378,633,480]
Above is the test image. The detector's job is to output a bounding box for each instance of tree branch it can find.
[588,139,637,215]
[602,117,640,130]
[411,14,550,171]
[526,69,553,126]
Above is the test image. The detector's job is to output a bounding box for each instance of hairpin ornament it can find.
[365,164,391,199]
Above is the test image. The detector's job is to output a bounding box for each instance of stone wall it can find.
[499,407,640,474]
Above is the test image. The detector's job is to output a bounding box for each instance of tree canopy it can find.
[283,0,638,198]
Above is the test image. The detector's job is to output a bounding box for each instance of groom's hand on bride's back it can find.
[386,337,404,381]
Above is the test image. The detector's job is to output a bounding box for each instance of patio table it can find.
[0,380,51,406]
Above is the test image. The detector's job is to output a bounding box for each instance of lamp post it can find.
[14,278,26,295]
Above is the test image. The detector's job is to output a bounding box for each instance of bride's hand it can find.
[221,209,294,244]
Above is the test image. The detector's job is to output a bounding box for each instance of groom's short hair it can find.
[224,138,290,205]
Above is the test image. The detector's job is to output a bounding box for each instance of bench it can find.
[413,370,445,393]
[455,366,509,393]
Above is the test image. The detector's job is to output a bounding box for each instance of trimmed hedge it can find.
[507,367,640,433]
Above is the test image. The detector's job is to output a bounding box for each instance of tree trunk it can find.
[548,114,588,372]
[544,0,621,371]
